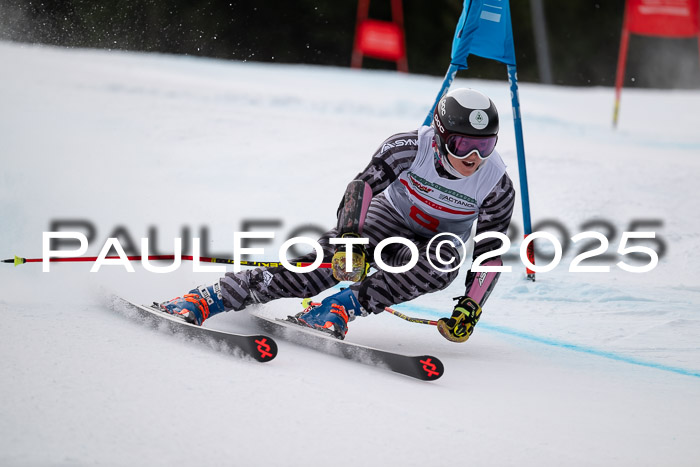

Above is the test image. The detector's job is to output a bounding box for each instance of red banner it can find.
[351,0,408,72]
[613,0,700,126]
[626,0,699,37]
[355,19,405,61]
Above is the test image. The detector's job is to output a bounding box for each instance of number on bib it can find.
[409,206,440,232]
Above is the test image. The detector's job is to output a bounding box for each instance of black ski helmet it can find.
[432,88,499,153]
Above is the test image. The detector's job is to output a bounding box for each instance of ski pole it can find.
[301,298,438,325]
[384,307,438,326]
[2,255,332,269]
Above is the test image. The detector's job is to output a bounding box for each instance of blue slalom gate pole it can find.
[507,64,536,281]
[423,64,460,126]
[426,0,536,281]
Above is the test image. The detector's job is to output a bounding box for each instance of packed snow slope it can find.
[1,42,700,466]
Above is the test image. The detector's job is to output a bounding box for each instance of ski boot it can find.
[158,282,226,326]
[289,288,364,339]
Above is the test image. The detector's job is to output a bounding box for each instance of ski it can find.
[249,314,443,381]
[111,296,278,363]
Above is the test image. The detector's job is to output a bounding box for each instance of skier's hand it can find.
[437,296,482,343]
[332,234,370,282]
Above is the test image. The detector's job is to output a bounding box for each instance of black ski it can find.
[111,296,277,363]
[250,314,443,381]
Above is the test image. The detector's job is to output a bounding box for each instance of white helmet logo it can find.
[469,110,488,130]
[440,98,446,116]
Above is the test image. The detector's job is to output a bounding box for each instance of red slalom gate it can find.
[613,0,700,127]
[351,0,408,72]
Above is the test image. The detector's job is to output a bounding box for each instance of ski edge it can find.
[250,313,443,381]
[110,296,278,363]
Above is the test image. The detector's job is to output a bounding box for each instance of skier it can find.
[160,88,515,343]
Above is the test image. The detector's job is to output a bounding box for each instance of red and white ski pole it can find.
[2,254,332,269]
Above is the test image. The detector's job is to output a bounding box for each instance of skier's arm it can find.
[436,173,515,343]
[348,130,419,196]
[332,131,419,280]
[335,130,418,218]
[463,173,516,306]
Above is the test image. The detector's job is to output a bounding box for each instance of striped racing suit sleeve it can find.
[464,173,515,306]
[349,130,419,196]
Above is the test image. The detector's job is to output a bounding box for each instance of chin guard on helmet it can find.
[332,233,370,282]
[333,180,372,282]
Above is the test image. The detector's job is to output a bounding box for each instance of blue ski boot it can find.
[159,282,226,326]
[290,288,365,339]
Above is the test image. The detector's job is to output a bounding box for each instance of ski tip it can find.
[251,336,278,362]
[417,355,444,381]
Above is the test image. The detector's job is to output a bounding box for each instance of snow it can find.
[1,41,700,466]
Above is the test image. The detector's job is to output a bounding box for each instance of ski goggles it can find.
[444,133,498,160]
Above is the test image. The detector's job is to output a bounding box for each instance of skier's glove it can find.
[437,296,482,343]
[332,233,370,282]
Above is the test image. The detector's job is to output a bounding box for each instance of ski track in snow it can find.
[1,42,700,466]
